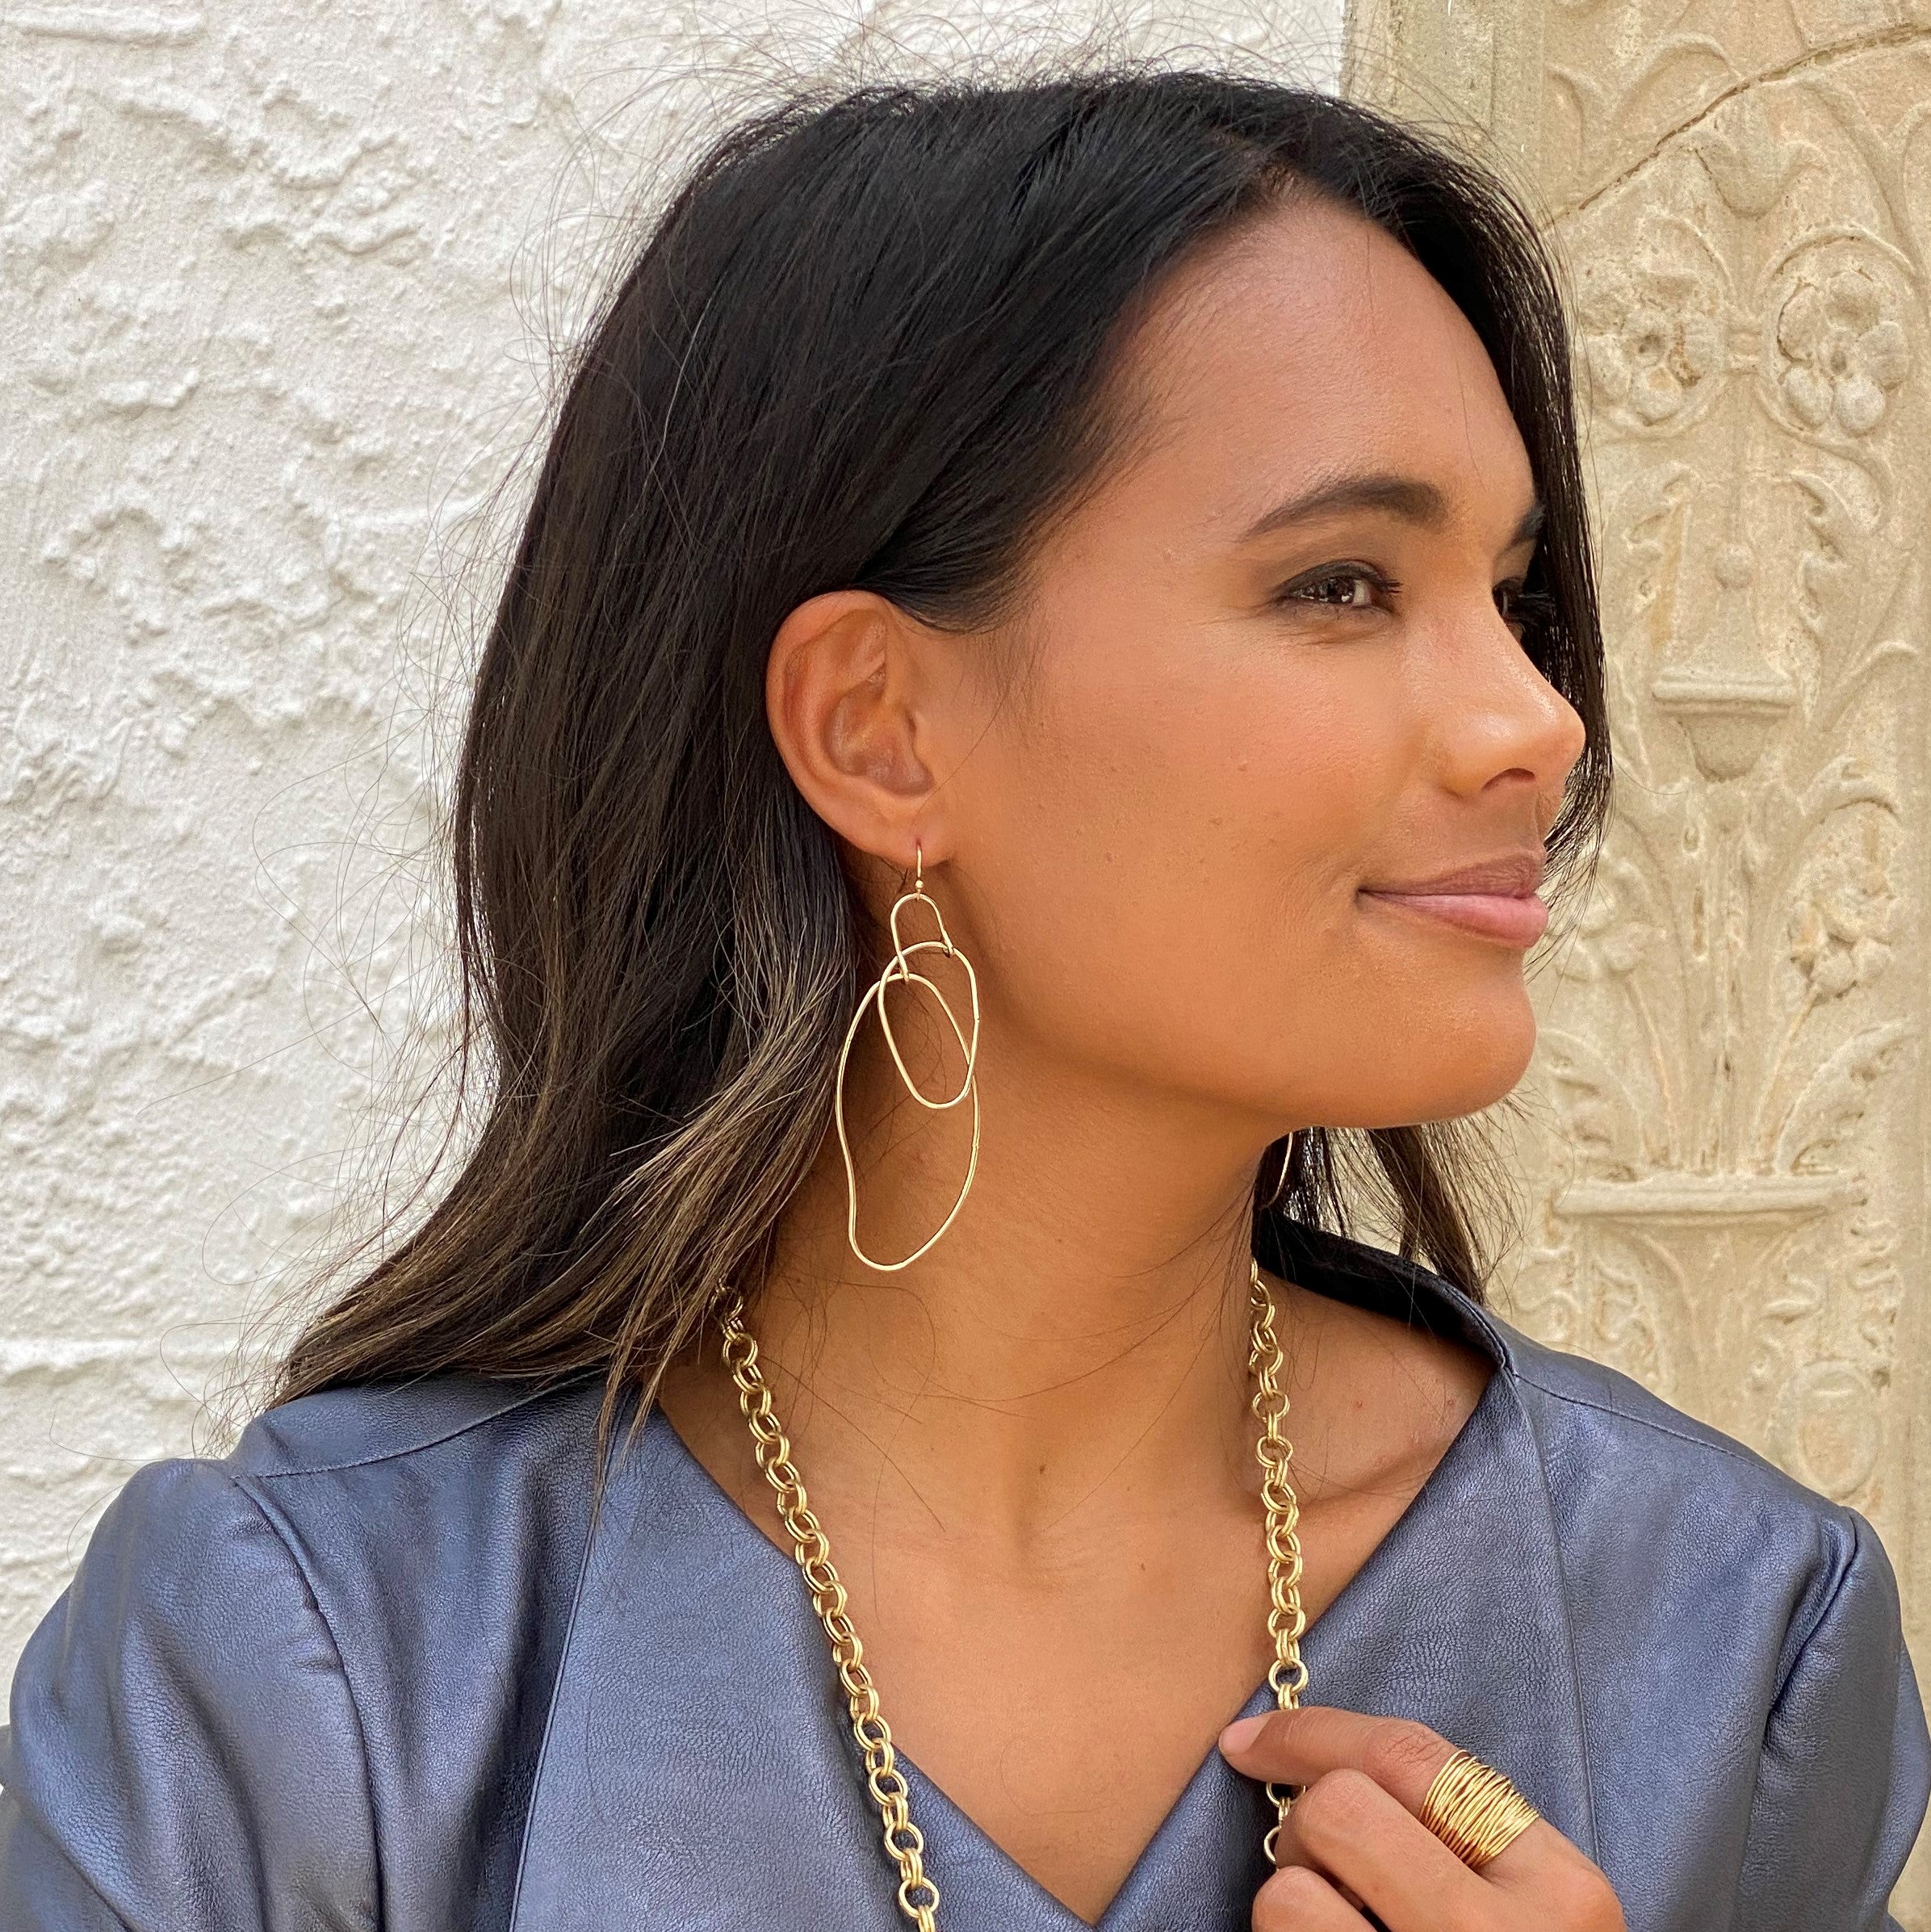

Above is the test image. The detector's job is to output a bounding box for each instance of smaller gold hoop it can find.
[874,937,979,1111]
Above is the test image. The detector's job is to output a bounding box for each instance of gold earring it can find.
[1261,1131,1297,1210]
[835,844,982,1272]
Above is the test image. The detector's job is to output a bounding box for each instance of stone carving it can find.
[1347,1,1929,1916]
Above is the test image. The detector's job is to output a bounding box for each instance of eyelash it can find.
[1275,564,1556,639]
[1274,564,1403,614]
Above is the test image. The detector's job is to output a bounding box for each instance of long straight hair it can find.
[264,64,1611,1494]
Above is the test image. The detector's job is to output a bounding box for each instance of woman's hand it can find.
[1217,1706,1625,1932]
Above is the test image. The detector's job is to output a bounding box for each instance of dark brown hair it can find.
[261,63,1610,1492]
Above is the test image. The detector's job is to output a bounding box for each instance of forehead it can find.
[1106,195,1534,539]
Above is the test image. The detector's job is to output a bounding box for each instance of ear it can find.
[764,588,961,871]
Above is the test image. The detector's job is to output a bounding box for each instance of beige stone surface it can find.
[1345,0,1931,1919]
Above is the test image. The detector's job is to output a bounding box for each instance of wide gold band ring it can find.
[1418,1749,1540,1871]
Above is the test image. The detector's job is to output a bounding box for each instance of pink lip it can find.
[1357,849,1549,948]
[1359,888,1550,947]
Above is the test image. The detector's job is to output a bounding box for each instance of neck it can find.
[739,1024,1291,1558]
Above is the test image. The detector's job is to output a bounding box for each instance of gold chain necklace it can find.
[716,1255,1309,1927]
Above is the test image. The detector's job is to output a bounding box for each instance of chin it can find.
[1385,1012,1540,1121]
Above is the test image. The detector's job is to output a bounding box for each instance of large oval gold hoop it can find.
[836,850,982,1272]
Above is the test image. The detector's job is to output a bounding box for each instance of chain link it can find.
[1246,1255,1309,1866]
[717,1254,1306,1925]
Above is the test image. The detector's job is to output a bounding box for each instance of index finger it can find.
[1218,1705,1558,1880]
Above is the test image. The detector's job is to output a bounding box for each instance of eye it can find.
[1274,565,1400,614]
[1496,577,1560,642]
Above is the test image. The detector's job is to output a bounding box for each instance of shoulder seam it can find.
[1509,1365,1771,1474]
[1767,1506,1864,1717]
[504,1410,625,1931]
[217,1465,383,1928]
[1499,1364,1605,1865]
[247,1368,605,1479]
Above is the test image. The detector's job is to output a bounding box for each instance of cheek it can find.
[959,673,1390,1089]
[955,646,1539,1125]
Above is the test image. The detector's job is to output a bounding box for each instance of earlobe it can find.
[764,587,953,868]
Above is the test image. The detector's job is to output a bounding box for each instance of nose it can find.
[1426,583,1590,813]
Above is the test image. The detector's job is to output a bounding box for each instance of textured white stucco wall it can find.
[0,1,1345,1697]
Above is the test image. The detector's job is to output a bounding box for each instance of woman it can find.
[1,63,1925,1932]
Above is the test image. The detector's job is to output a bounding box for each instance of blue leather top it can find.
[3,1216,1926,1930]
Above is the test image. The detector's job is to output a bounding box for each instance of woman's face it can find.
[773,192,1590,1145]
[932,195,1588,1136]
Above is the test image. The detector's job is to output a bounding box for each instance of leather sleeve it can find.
[0,1456,379,1931]
[1732,1505,1930,1932]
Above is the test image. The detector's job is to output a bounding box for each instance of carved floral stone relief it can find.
[1523,72,1923,1470]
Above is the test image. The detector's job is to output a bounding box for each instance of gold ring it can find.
[1418,1749,1540,1871]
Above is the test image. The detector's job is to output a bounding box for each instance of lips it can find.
[1358,852,1550,947]
[1360,853,1546,897]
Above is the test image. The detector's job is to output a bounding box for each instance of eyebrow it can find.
[1238,468,1546,550]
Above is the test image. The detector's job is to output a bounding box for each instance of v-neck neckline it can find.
[643,1222,1515,1930]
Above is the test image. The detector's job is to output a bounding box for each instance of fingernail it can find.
[1219,1714,1268,1754]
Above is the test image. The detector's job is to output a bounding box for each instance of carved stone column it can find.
[1343,2,1931,1918]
